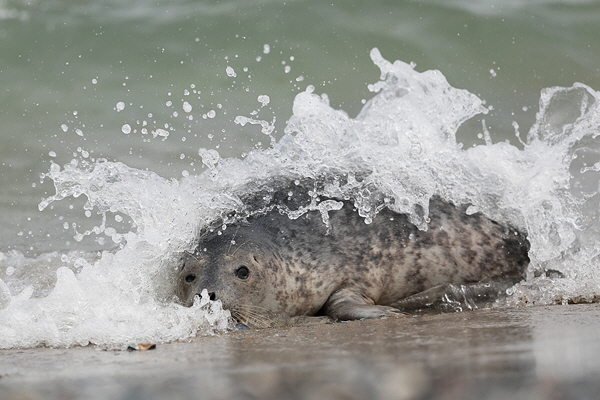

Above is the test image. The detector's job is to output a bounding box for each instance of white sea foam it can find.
[1,48,600,348]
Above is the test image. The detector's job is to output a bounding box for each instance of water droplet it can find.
[257,95,270,107]
[226,66,237,77]
[153,128,169,138]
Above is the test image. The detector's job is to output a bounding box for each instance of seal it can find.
[177,180,529,326]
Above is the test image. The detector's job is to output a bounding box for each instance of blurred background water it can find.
[1,0,599,255]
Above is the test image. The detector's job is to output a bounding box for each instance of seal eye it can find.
[185,274,196,283]
[235,266,250,280]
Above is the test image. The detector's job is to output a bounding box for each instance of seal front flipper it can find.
[322,288,407,321]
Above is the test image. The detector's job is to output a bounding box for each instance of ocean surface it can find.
[1,0,600,348]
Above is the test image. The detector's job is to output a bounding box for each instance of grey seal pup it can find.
[177,181,529,326]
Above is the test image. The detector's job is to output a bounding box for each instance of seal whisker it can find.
[230,239,252,257]
[184,250,201,262]
[234,304,273,313]
[231,307,270,319]
[227,226,242,254]
[233,305,278,320]
[231,306,279,328]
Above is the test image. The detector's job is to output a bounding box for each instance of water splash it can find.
[2,48,600,348]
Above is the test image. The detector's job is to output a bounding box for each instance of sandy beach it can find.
[2,304,600,400]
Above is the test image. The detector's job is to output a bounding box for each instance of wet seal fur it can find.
[177,178,530,327]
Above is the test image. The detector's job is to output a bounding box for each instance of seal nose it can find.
[197,292,217,301]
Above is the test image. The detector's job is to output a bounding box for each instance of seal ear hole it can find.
[235,266,250,280]
[252,255,259,264]
[185,274,196,283]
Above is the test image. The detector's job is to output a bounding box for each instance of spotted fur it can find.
[177,188,529,325]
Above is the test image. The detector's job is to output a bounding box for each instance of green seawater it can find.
[1,0,599,253]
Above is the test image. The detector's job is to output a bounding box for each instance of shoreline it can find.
[2,304,600,399]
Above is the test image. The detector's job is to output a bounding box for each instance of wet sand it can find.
[1,304,600,400]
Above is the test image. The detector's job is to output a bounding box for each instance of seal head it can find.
[178,233,295,322]
[177,212,346,323]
